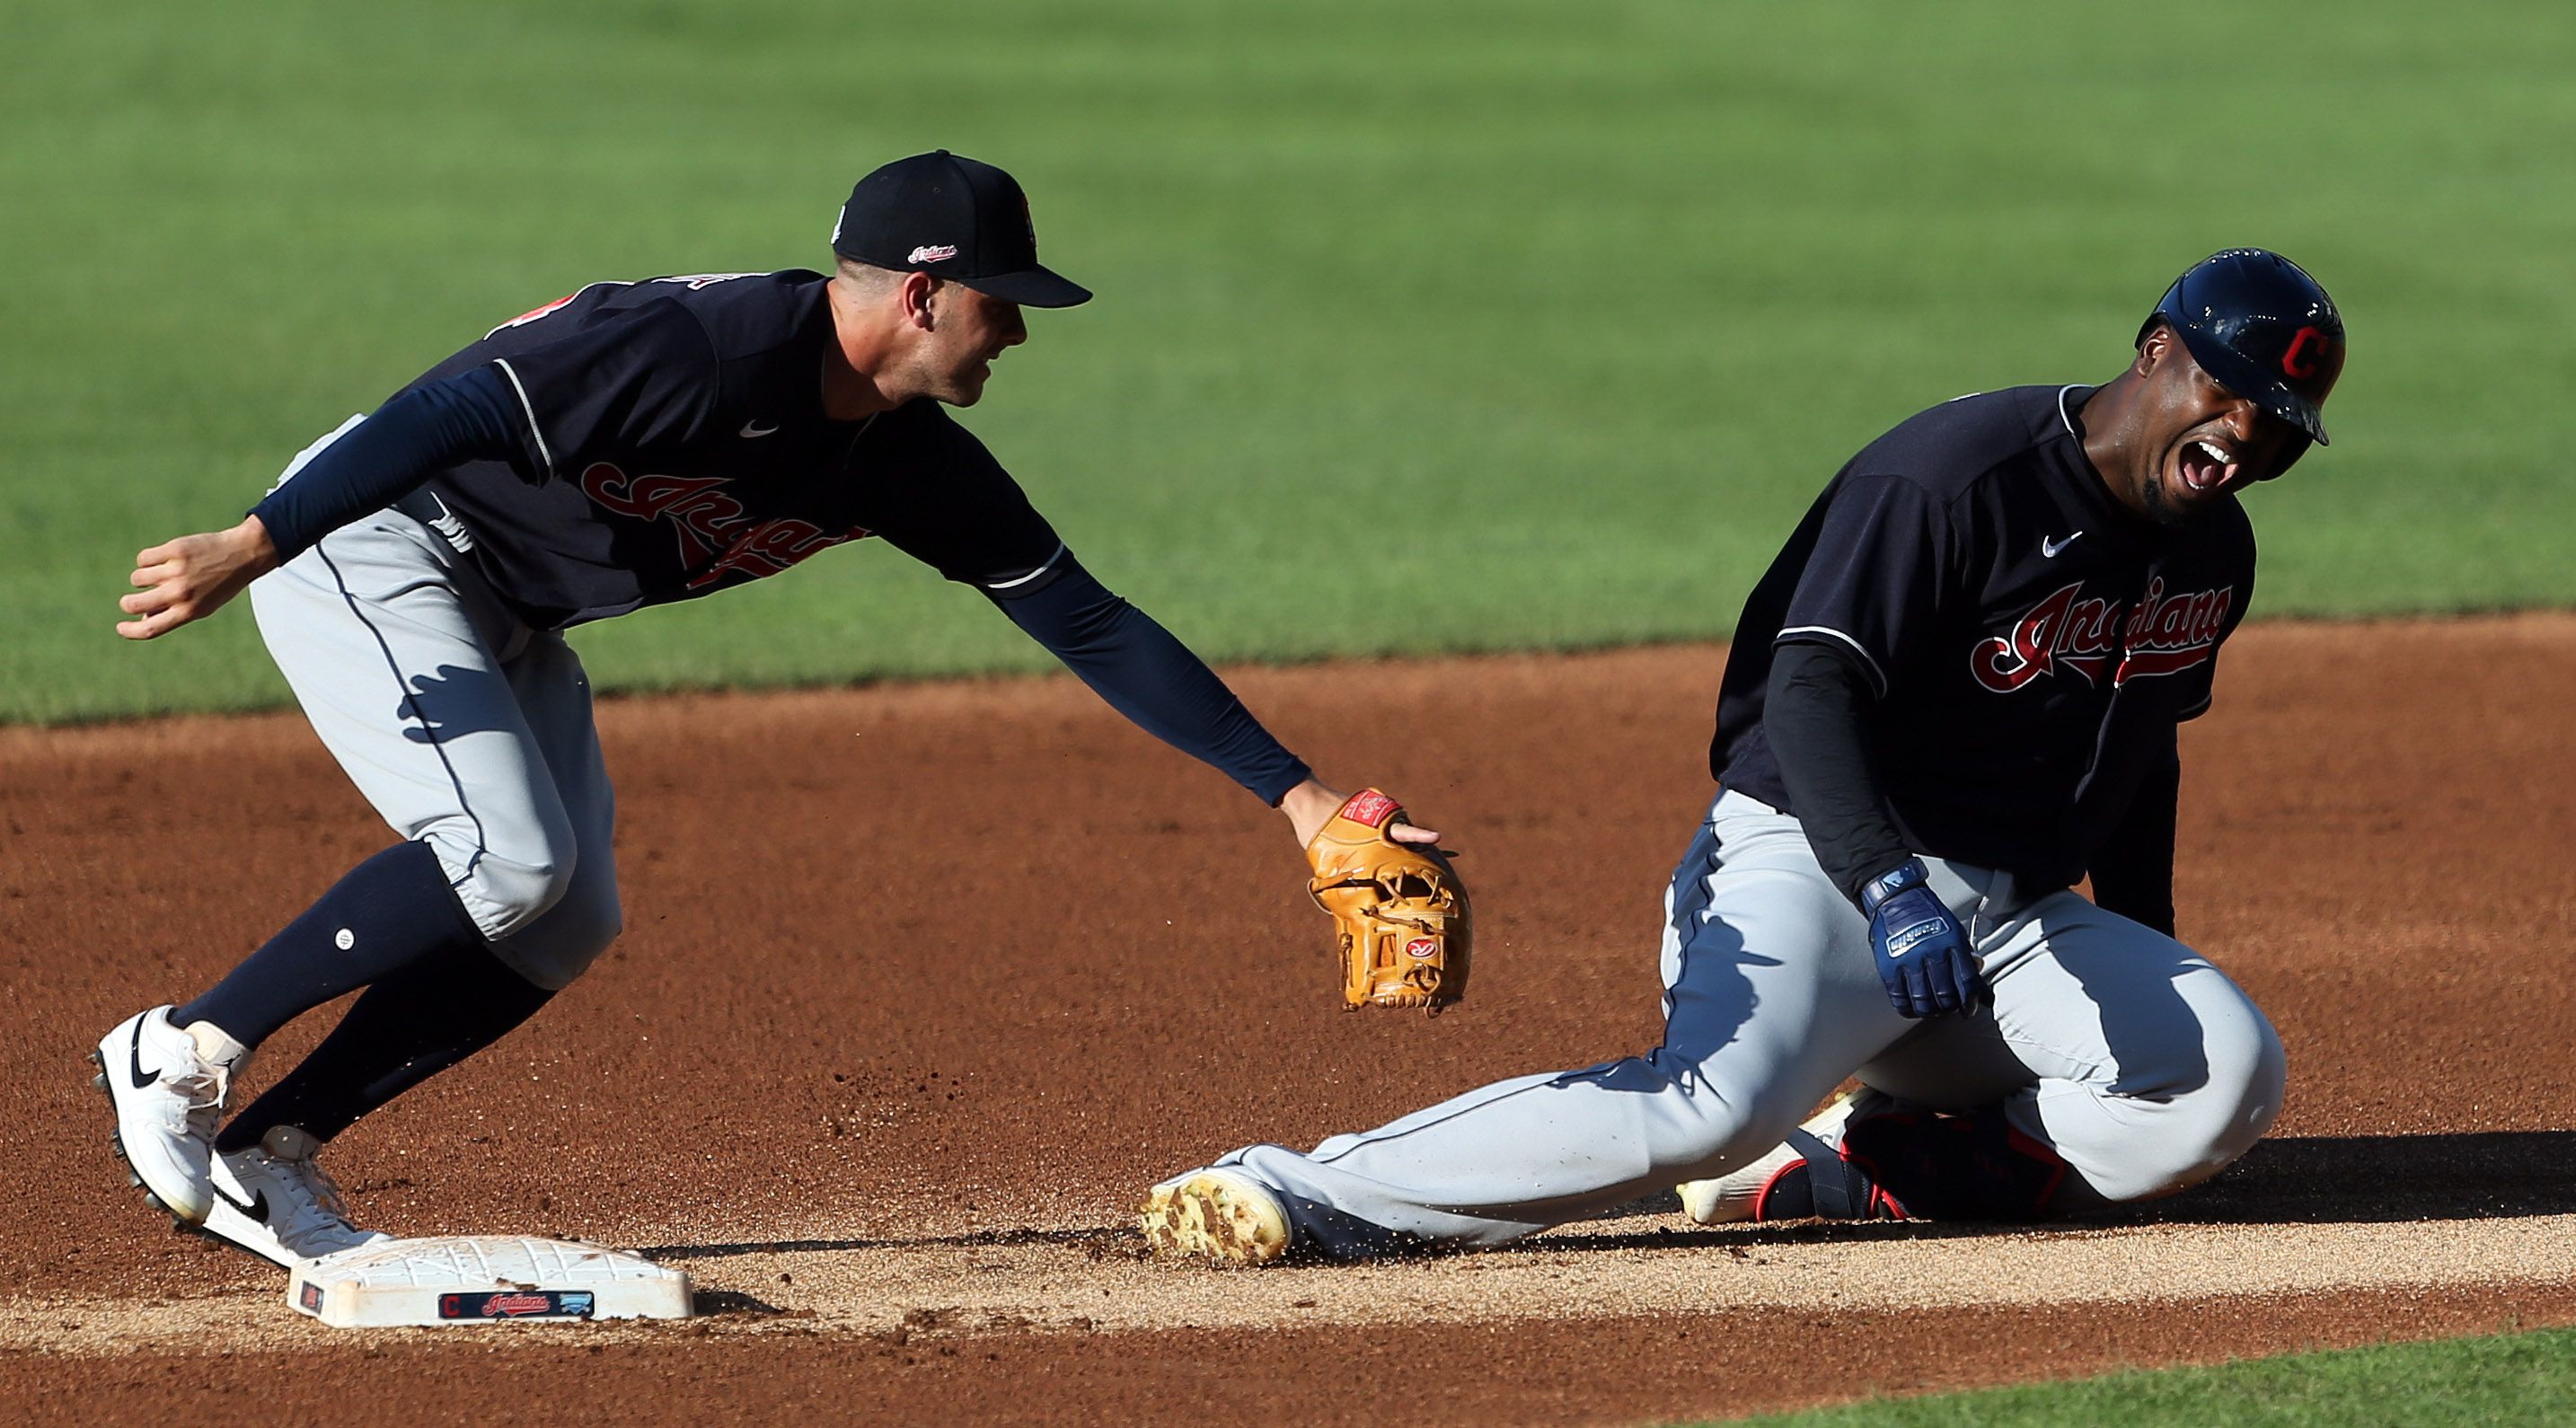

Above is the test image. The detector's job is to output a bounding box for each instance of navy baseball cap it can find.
[831,151,1091,308]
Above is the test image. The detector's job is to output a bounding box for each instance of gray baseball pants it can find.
[246,418,621,992]
[1219,789,2285,1253]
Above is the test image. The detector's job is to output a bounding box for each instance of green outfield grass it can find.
[5,0,2570,722]
[1712,1324,2576,1427]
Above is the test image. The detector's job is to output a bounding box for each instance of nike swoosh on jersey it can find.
[2042,532,2084,558]
[739,420,780,438]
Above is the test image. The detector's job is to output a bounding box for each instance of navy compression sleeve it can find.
[2086,735,2181,936]
[247,365,521,561]
[997,560,1312,806]
[1767,639,1915,907]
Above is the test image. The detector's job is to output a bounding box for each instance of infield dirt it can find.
[5,616,2572,1424]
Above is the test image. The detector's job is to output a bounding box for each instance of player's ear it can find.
[901,271,941,331]
[2135,322,2173,377]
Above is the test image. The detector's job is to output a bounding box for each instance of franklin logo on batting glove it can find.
[1862,859,1987,1018]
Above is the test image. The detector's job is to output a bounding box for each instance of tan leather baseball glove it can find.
[1305,789,1470,1010]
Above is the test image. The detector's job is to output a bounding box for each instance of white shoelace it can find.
[267,1150,358,1227]
[155,1060,228,1141]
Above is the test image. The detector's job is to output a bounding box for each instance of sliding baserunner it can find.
[1143,250,2342,1260]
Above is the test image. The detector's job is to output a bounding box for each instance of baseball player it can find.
[1143,250,2342,1262]
[94,150,1452,1267]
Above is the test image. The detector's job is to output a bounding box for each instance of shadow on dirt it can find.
[691,1289,792,1317]
[1548,1131,2576,1252]
[635,1225,1133,1264]
[634,1133,2576,1266]
[2113,1130,2576,1225]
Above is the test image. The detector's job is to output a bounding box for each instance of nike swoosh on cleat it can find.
[209,1181,269,1223]
[128,1031,157,1091]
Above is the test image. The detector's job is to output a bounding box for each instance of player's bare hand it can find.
[117,517,280,640]
[1282,780,1442,849]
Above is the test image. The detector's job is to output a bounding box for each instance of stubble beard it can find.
[2138,456,2206,529]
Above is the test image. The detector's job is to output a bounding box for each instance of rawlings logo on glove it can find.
[1304,789,1471,1010]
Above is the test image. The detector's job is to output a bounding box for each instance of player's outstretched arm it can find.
[116,516,279,640]
[985,560,1442,844]
[989,560,1468,1008]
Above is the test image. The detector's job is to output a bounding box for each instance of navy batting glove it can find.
[1860,859,1987,1019]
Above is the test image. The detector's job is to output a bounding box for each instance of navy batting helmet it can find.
[2139,249,2344,470]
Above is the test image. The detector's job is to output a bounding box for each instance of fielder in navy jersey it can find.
[1142,250,2345,1265]
[95,151,1442,1267]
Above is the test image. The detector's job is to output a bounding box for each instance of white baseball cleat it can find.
[1139,1168,1292,1266]
[1677,1088,1875,1226]
[93,1006,237,1226]
[203,1124,392,1266]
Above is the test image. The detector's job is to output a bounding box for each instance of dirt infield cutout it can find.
[7,617,2572,1420]
[11,1211,2576,1357]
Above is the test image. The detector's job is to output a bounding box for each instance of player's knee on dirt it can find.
[2083,987,2287,1203]
[2140,996,2285,1201]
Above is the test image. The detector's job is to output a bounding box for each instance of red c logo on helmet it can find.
[2282,326,2329,379]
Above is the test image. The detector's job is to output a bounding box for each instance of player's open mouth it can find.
[2176,437,2239,494]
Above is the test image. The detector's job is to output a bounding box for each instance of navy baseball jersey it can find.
[405,270,1063,629]
[1713,384,2254,889]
